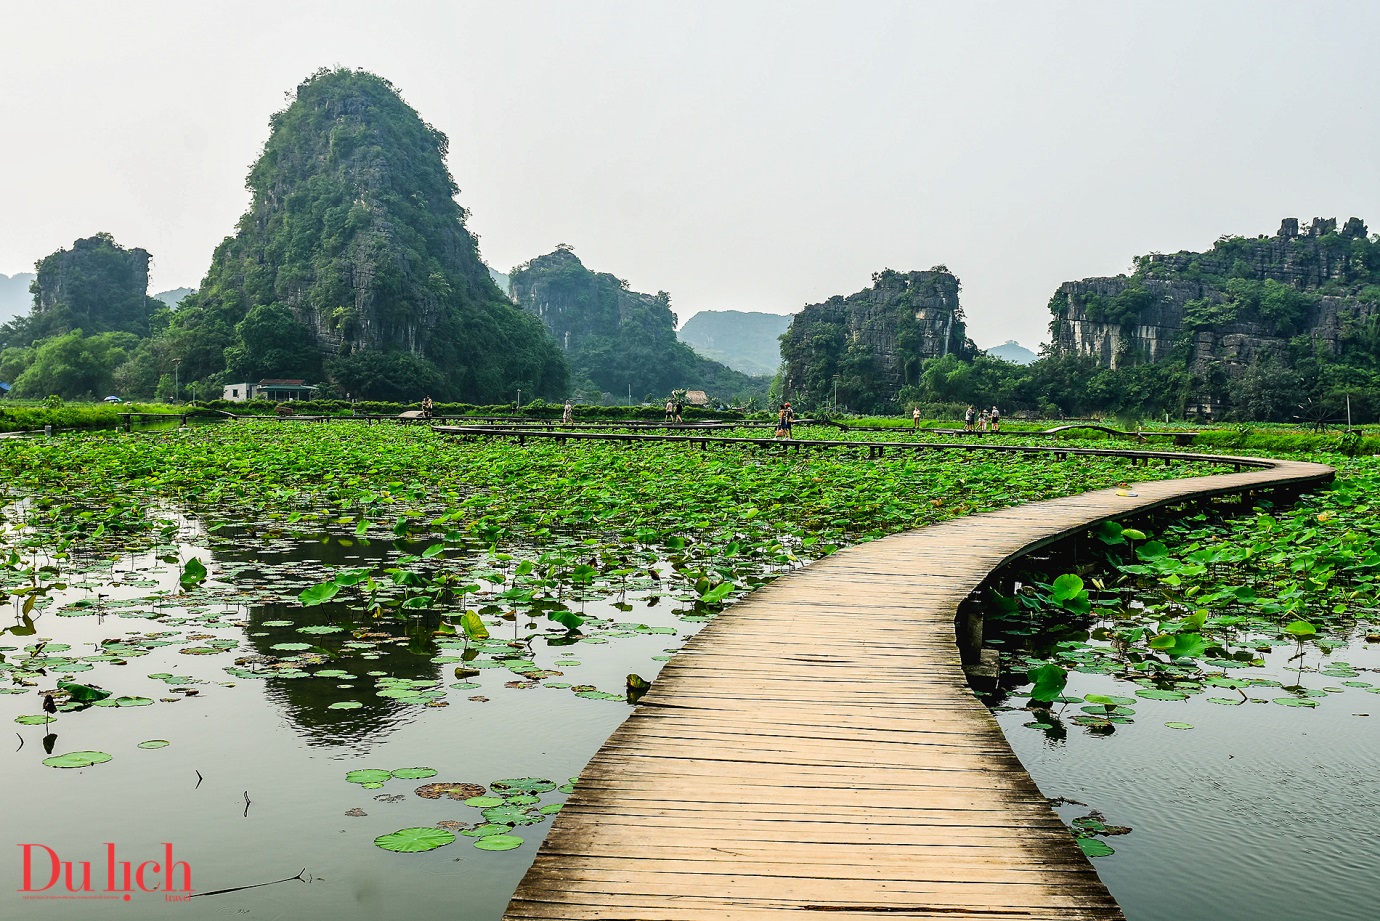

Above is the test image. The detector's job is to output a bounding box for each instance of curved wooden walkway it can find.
[505,449,1333,921]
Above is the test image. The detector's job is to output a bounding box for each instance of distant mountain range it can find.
[678,310,792,377]
[488,266,510,297]
[985,340,1037,364]
[0,272,35,323]
[153,287,194,308]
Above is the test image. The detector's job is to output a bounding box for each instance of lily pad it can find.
[1077,838,1115,857]
[327,700,362,709]
[461,823,512,838]
[43,750,112,768]
[465,796,505,807]
[472,834,524,851]
[373,827,456,853]
[346,768,394,785]
[491,777,557,794]
[1164,722,1194,730]
[137,740,170,749]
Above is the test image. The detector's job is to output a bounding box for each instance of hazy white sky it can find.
[2,1,1377,348]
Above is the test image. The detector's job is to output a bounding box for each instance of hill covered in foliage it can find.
[677,309,791,377]
[167,68,566,401]
[1047,216,1380,419]
[509,247,769,404]
[778,268,975,412]
[0,234,164,399]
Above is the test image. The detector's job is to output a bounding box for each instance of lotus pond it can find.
[986,452,1380,921]
[2,422,1201,919]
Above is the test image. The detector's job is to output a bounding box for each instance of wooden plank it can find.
[498,437,1332,920]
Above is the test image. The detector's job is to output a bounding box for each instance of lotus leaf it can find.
[373,827,456,853]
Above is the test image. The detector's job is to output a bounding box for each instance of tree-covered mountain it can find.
[169,67,566,401]
[509,247,769,404]
[1048,216,1380,418]
[677,310,791,377]
[0,272,35,324]
[0,234,162,398]
[779,267,975,412]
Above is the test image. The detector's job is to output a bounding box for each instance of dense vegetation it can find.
[778,268,976,412]
[509,248,768,405]
[0,234,167,399]
[0,70,569,404]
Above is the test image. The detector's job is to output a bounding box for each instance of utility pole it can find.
[516,389,521,415]
[172,359,181,404]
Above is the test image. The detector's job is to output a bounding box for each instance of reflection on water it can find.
[2,518,702,920]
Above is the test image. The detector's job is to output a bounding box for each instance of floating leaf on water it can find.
[539,803,563,815]
[461,824,513,838]
[415,782,486,800]
[1077,838,1115,857]
[465,795,504,807]
[1164,722,1194,730]
[328,700,362,710]
[43,750,112,768]
[473,834,524,851]
[1136,689,1189,701]
[491,777,557,794]
[1206,697,1244,706]
[271,642,312,652]
[373,827,456,853]
[504,794,541,805]
[15,714,54,725]
[390,767,438,780]
[137,740,170,749]
[480,804,543,826]
[1272,697,1319,708]
[346,769,394,786]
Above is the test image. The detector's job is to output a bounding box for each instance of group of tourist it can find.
[963,404,1001,432]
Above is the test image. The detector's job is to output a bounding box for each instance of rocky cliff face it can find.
[1048,217,1380,412]
[780,267,973,410]
[31,233,154,337]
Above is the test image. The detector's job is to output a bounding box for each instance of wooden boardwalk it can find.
[506,450,1333,921]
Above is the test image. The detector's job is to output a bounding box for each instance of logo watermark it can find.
[16,843,193,901]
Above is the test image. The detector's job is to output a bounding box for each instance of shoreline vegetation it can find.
[4,401,1377,455]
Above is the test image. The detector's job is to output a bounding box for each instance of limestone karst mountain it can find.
[172,68,566,401]
[1047,217,1380,414]
[779,267,975,411]
[509,247,769,403]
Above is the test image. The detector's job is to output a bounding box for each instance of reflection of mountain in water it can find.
[213,529,452,747]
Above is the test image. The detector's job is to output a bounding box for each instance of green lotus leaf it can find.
[374,827,456,853]
[391,767,438,780]
[461,824,513,838]
[346,768,394,785]
[472,834,523,851]
[137,740,171,749]
[43,750,112,768]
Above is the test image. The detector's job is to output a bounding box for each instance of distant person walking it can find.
[964,405,975,432]
[421,395,434,418]
[989,405,1001,432]
[562,400,573,424]
[776,402,794,439]
[912,406,921,430]
[664,399,675,423]
[674,399,684,423]
[979,408,991,432]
